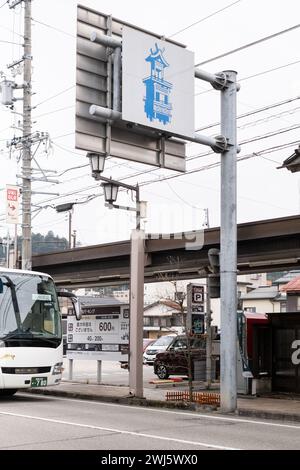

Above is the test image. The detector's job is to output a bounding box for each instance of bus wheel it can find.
[0,389,17,397]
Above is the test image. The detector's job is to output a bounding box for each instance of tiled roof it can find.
[280,276,300,293]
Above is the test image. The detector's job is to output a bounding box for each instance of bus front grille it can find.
[1,366,51,374]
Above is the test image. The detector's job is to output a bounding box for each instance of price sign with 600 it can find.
[99,321,114,332]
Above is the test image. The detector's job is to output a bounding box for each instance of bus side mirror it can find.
[71,297,81,321]
[56,290,82,321]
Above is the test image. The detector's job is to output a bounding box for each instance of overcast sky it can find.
[0,0,300,247]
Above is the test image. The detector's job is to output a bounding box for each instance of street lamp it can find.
[102,180,119,206]
[55,202,75,249]
[86,152,143,230]
[87,152,106,179]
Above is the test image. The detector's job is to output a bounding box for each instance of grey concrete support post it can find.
[129,229,145,398]
[220,70,238,413]
[68,358,73,381]
[97,360,102,384]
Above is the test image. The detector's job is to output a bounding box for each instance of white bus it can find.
[0,268,76,397]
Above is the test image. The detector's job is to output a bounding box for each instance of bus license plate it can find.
[31,377,47,387]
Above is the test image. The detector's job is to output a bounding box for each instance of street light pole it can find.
[87,153,145,398]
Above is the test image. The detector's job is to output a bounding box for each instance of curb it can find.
[237,408,300,423]
[24,388,215,412]
[23,388,300,423]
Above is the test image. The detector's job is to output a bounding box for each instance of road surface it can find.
[0,393,299,450]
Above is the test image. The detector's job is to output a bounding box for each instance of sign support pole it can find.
[206,278,212,388]
[220,70,238,412]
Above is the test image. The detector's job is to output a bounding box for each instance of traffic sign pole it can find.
[220,71,238,412]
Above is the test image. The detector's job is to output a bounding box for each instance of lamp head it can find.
[87,152,106,179]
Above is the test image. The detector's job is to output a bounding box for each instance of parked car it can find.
[119,339,156,369]
[143,334,177,365]
[143,338,155,352]
[153,335,206,379]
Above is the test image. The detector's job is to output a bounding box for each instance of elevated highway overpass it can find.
[32,215,300,288]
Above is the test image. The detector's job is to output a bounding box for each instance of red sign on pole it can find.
[6,185,19,224]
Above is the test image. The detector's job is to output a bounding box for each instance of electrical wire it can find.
[0,23,23,37]
[169,0,243,38]
[195,58,300,96]
[0,38,22,45]
[34,85,75,108]
[237,105,300,130]
[33,105,75,119]
[196,95,300,132]
[32,18,76,39]
[138,140,300,187]
[195,23,300,67]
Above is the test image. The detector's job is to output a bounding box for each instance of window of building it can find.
[244,307,256,313]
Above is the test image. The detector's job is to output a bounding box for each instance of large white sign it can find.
[122,26,195,138]
[6,185,19,224]
[67,305,129,361]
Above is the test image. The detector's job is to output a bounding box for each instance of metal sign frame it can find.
[186,283,205,334]
[76,4,187,171]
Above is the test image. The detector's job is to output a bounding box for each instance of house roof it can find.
[144,299,182,311]
[144,299,182,317]
[280,275,300,293]
[274,270,300,285]
[240,286,281,300]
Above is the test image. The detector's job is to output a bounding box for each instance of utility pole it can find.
[22,0,32,270]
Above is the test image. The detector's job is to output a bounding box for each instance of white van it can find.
[143,335,177,365]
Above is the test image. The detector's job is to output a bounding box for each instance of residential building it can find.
[240,285,286,313]
[280,275,300,311]
[143,299,184,339]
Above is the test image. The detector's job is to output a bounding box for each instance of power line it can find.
[139,140,300,187]
[195,23,300,67]
[0,1,8,9]
[240,58,300,83]
[196,95,300,132]
[0,22,23,37]
[34,85,75,108]
[169,0,243,38]
[195,58,300,97]
[33,105,75,119]
[238,105,300,130]
[0,38,22,45]
[32,17,76,39]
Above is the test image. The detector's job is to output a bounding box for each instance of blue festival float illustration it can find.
[143,43,173,125]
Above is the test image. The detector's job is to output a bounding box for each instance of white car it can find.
[143,335,177,365]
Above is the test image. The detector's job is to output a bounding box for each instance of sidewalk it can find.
[26,378,300,423]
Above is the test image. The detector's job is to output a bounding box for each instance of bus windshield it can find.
[0,271,61,348]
